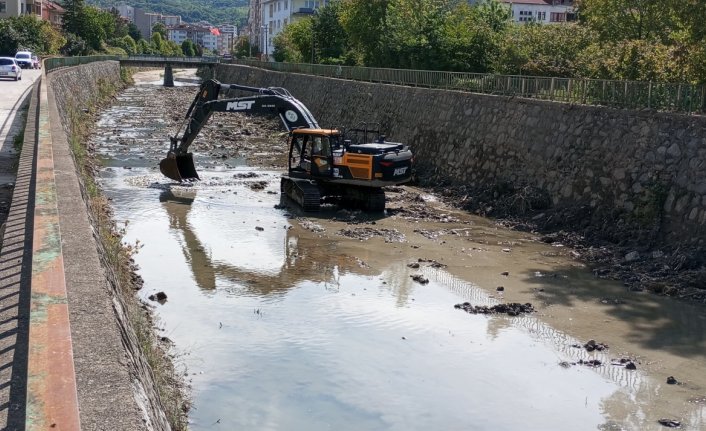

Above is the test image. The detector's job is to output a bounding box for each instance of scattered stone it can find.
[407,262,420,269]
[667,376,678,385]
[248,180,268,190]
[657,419,681,428]
[454,302,534,316]
[558,361,571,368]
[337,227,406,243]
[625,251,640,262]
[496,286,505,292]
[501,271,509,276]
[418,258,446,268]
[625,361,637,370]
[233,172,259,179]
[300,220,325,233]
[578,359,602,367]
[502,248,511,253]
[255,226,264,231]
[411,274,429,285]
[583,339,609,352]
[148,291,167,302]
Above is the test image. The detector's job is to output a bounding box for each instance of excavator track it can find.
[281,177,321,212]
[342,186,386,212]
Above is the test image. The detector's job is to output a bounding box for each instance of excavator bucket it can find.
[159,153,199,182]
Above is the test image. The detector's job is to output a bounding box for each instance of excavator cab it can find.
[288,129,340,178]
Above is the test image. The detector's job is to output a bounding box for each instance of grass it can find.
[65,67,189,430]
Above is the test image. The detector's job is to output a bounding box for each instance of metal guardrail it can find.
[44,55,122,72]
[229,59,706,114]
[44,55,221,72]
[43,55,706,114]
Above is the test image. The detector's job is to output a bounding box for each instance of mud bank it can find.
[47,62,178,429]
[211,64,706,299]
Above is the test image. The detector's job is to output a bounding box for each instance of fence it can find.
[44,55,123,72]
[230,59,706,115]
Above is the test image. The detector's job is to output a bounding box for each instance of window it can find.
[284,0,288,9]
[269,4,273,17]
[0,2,6,13]
[537,11,546,20]
[550,12,566,22]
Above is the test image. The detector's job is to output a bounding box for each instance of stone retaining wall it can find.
[47,62,170,430]
[214,64,706,246]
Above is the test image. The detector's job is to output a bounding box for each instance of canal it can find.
[92,70,706,430]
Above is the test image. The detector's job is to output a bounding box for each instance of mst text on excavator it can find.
[159,79,413,211]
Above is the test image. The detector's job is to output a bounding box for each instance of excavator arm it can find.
[160,79,320,181]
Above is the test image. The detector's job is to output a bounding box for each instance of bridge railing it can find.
[122,55,221,63]
[229,59,706,115]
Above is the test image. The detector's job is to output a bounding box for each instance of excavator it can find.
[159,79,413,211]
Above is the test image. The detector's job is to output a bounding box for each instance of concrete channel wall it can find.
[37,62,169,429]
[214,64,706,247]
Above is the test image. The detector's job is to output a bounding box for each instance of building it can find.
[218,24,237,54]
[500,0,575,24]
[259,0,330,58]
[0,0,42,18]
[41,0,63,27]
[116,3,134,22]
[167,24,221,52]
[134,7,182,39]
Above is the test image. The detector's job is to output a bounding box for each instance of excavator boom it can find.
[160,79,319,181]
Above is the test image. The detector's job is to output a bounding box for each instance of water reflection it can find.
[159,188,371,296]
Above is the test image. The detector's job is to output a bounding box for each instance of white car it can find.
[0,57,22,81]
[14,51,33,69]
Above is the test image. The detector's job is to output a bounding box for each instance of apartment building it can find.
[259,0,329,57]
[0,0,42,18]
[167,25,220,52]
[501,0,576,24]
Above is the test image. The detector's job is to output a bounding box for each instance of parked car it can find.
[31,55,41,69]
[14,51,33,69]
[0,57,22,81]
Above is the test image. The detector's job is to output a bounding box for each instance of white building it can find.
[500,0,575,24]
[167,25,221,52]
[259,0,330,58]
[0,0,42,18]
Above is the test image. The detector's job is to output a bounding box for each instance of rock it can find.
[411,274,429,285]
[625,251,640,262]
[625,361,637,370]
[148,291,167,302]
[502,248,511,253]
[496,286,505,291]
[501,271,509,276]
[667,376,678,385]
[455,302,534,316]
[255,226,264,231]
[657,419,681,428]
[407,262,420,269]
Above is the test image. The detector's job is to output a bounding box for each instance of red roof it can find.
[210,28,221,36]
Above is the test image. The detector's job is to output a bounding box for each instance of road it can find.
[0,68,41,227]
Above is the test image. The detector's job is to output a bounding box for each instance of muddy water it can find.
[94,71,706,430]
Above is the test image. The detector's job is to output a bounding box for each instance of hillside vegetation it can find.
[86,0,249,25]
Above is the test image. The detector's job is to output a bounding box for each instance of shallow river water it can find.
[94,71,706,430]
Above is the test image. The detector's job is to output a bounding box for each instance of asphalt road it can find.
[0,68,41,198]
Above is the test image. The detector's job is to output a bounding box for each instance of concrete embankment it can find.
[213,64,706,248]
[29,61,171,429]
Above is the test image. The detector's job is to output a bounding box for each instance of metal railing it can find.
[44,55,123,72]
[44,55,222,72]
[229,59,706,114]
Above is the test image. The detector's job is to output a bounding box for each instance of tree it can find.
[62,0,86,36]
[152,22,168,40]
[0,15,66,55]
[494,23,596,76]
[181,39,196,56]
[61,33,89,56]
[272,18,313,63]
[111,35,138,55]
[137,38,152,54]
[576,0,677,42]
[475,0,512,33]
[232,35,257,58]
[311,1,348,63]
[151,32,164,52]
[128,23,142,41]
[340,0,390,65]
